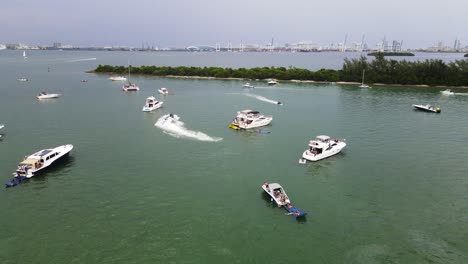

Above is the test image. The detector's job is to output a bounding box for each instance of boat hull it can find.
[302,142,346,161]
[231,117,272,129]
[142,102,163,112]
[37,94,60,99]
[413,105,441,113]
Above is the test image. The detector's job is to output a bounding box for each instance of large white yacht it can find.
[6,144,74,187]
[230,110,272,129]
[109,76,127,81]
[37,92,61,99]
[302,135,346,162]
[142,96,163,112]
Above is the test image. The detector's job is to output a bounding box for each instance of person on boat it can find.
[264,182,270,191]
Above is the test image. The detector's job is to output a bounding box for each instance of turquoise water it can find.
[1,51,468,263]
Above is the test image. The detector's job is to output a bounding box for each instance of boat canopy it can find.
[309,140,327,148]
[20,158,39,165]
[316,135,331,142]
[239,109,259,114]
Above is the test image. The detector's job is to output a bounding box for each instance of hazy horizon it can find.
[1,0,466,48]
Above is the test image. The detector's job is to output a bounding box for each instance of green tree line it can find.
[94,54,468,86]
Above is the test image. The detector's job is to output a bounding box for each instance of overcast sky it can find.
[0,0,466,48]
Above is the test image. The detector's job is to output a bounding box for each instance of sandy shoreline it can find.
[89,71,468,89]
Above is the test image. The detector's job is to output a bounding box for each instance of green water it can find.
[1,51,468,263]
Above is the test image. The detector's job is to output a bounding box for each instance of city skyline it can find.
[1,0,467,48]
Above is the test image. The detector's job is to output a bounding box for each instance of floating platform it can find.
[283,204,307,218]
[5,176,28,188]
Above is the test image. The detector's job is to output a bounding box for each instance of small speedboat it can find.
[6,144,74,187]
[441,89,454,95]
[158,87,169,95]
[413,104,441,113]
[122,83,139,91]
[17,77,29,82]
[358,84,369,88]
[242,83,254,88]
[142,96,163,112]
[262,182,307,218]
[109,76,127,81]
[0,124,4,139]
[37,92,61,99]
[267,80,278,85]
[230,110,272,129]
[302,135,346,162]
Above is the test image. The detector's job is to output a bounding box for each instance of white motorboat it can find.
[242,83,254,88]
[229,109,273,129]
[262,182,290,206]
[37,92,61,99]
[109,76,127,81]
[158,87,169,95]
[413,104,441,113]
[441,89,455,95]
[262,182,307,217]
[0,124,4,139]
[302,135,347,162]
[11,144,74,179]
[267,79,278,85]
[17,77,29,82]
[142,96,163,112]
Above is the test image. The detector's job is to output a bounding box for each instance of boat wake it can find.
[67,58,97,62]
[454,92,468,96]
[155,114,222,142]
[242,93,282,105]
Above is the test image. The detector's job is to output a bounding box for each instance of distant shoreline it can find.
[89,71,468,89]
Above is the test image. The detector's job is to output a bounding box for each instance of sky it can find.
[0,0,466,48]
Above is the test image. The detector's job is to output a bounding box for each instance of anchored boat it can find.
[302,135,346,162]
[6,144,74,187]
[262,182,307,218]
[158,87,169,95]
[230,110,272,129]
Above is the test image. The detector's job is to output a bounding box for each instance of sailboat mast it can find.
[362,69,365,84]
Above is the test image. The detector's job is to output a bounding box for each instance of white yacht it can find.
[267,79,278,85]
[302,135,347,162]
[230,110,272,129]
[109,76,127,81]
[413,104,441,113]
[158,87,169,95]
[17,77,29,82]
[10,144,74,180]
[441,89,455,95]
[142,96,163,112]
[0,124,4,139]
[262,182,290,206]
[243,83,254,88]
[37,92,61,99]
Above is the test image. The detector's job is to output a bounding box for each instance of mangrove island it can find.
[92,54,468,87]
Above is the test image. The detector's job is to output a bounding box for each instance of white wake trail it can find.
[242,93,283,105]
[67,58,97,62]
[155,114,222,142]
